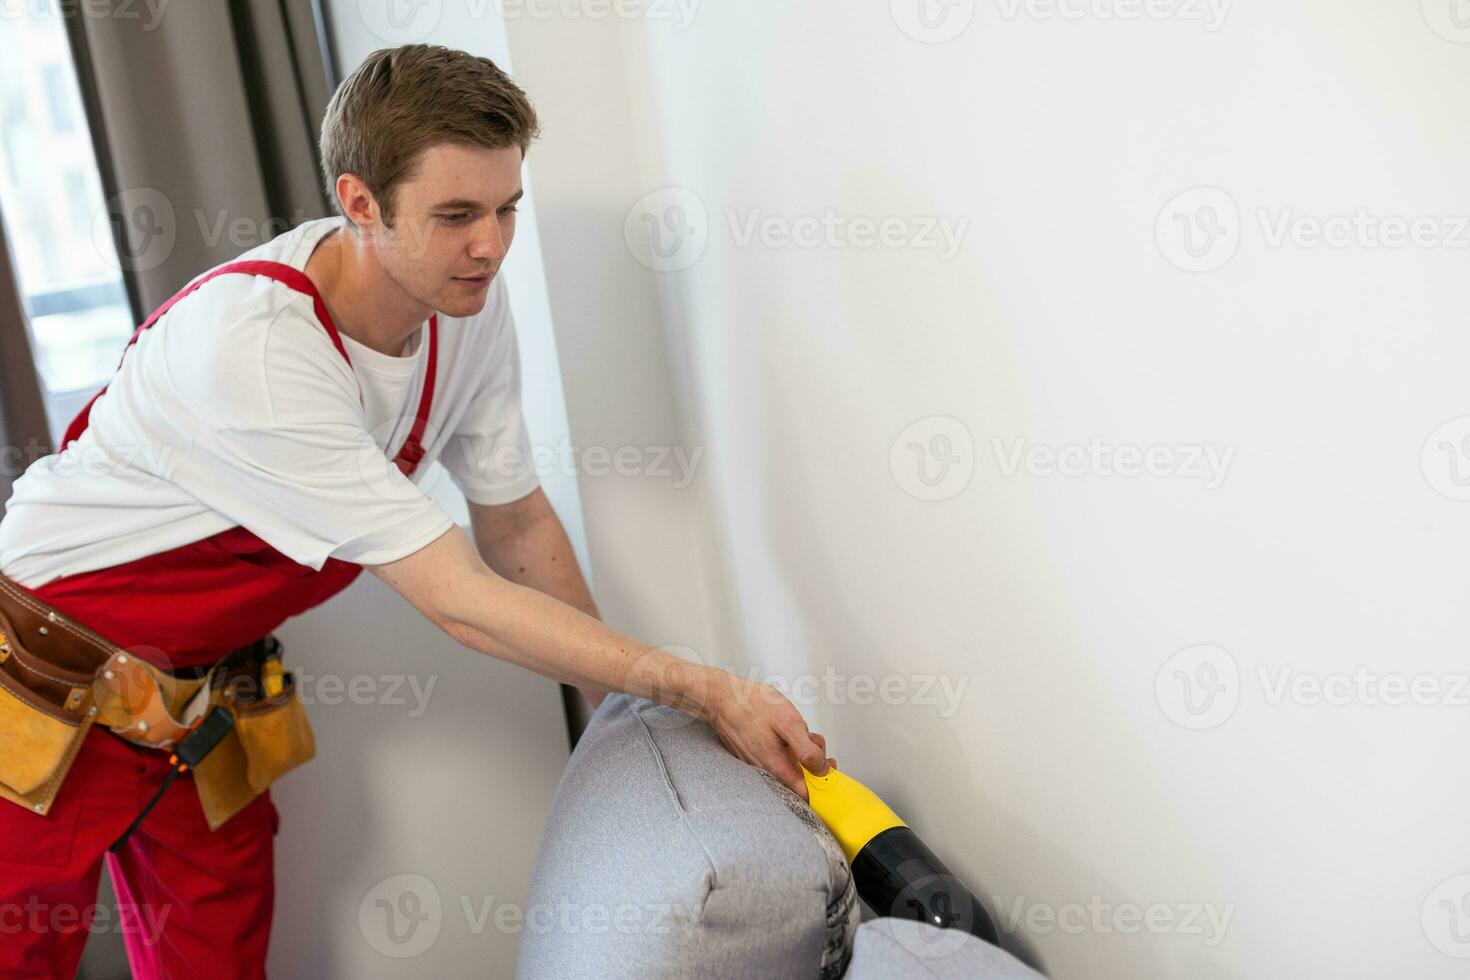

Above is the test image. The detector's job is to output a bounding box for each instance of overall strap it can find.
[60,260,439,475]
[393,315,438,476]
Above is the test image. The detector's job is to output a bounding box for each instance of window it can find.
[41,64,75,134]
[0,6,136,441]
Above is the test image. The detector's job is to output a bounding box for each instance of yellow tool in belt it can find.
[262,657,285,699]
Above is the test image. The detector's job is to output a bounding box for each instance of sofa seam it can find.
[630,701,721,923]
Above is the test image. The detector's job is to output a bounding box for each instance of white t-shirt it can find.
[0,216,540,588]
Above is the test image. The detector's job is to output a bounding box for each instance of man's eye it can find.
[498,205,519,217]
[440,212,470,224]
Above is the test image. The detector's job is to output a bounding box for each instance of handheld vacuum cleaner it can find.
[801,763,999,946]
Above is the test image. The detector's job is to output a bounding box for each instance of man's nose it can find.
[467,219,507,263]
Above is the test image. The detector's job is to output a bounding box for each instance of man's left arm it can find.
[466,487,607,712]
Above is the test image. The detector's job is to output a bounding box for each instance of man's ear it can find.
[334,173,379,229]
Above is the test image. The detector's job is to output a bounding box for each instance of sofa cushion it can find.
[515,693,860,980]
[845,919,1045,979]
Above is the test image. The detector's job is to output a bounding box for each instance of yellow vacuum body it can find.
[802,764,999,944]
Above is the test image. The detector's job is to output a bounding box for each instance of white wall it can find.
[498,9,733,672]
[267,6,588,975]
[504,2,1470,977]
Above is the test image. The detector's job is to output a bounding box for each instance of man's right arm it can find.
[366,525,832,800]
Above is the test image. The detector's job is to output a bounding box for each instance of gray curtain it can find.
[61,0,336,319]
[0,198,54,501]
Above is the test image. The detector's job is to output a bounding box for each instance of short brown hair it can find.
[319,44,541,226]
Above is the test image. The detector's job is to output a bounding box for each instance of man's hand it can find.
[699,671,833,802]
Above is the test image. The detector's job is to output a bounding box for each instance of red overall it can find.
[0,261,438,978]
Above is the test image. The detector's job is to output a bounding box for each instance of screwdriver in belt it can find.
[262,657,285,698]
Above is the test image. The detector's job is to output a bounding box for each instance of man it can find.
[0,44,832,978]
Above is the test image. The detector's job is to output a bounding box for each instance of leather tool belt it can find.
[0,575,316,830]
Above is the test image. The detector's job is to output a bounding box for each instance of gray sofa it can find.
[516,693,1044,979]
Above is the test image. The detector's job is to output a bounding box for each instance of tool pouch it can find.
[233,668,315,795]
[191,647,316,830]
[0,617,98,817]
